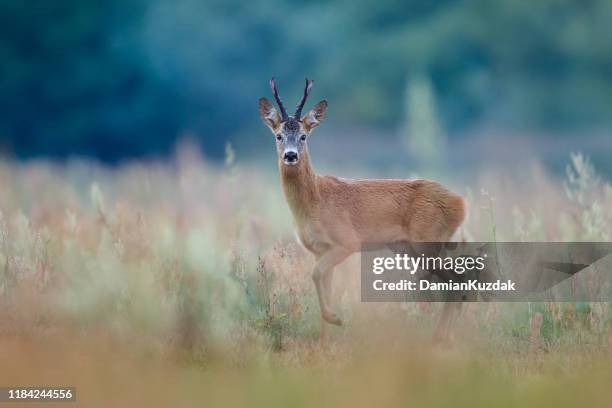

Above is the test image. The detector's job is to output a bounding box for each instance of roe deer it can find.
[258,78,466,342]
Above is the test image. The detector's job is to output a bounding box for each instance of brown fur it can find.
[260,82,466,342]
[280,146,465,255]
[279,146,466,341]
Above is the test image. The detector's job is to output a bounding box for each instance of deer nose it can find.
[284,151,298,163]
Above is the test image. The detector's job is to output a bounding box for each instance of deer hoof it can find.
[323,312,343,326]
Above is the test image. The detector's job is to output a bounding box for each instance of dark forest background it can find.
[1,0,612,164]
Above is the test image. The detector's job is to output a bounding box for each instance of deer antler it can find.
[269,77,288,121]
[295,78,314,119]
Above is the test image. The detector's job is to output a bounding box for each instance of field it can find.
[0,146,611,407]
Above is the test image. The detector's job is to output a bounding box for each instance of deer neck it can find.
[279,149,319,222]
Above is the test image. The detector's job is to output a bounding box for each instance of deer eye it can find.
[300,134,307,142]
[276,134,282,141]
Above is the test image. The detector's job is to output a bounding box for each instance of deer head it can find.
[259,78,327,166]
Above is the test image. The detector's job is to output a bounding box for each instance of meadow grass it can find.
[0,149,610,407]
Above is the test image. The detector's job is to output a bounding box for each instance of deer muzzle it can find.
[283,150,299,165]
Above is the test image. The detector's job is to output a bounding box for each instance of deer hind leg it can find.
[433,243,464,345]
[431,244,463,344]
[409,233,463,344]
[448,302,463,342]
[313,247,351,328]
[433,302,462,344]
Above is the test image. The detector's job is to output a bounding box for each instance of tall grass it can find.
[0,148,610,406]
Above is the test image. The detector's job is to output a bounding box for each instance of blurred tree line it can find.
[1,0,611,161]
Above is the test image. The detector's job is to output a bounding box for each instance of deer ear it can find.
[302,100,327,132]
[259,97,281,132]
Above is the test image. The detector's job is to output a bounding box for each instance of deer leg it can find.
[313,247,350,327]
[433,303,453,344]
[319,264,336,342]
[322,265,335,311]
[433,302,462,344]
[408,241,464,344]
[448,302,463,341]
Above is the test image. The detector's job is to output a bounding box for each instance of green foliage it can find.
[0,0,184,160]
[1,0,612,160]
[400,73,447,169]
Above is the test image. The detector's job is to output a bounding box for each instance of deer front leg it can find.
[313,247,351,327]
[322,265,335,313]
[319,262,336,343]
